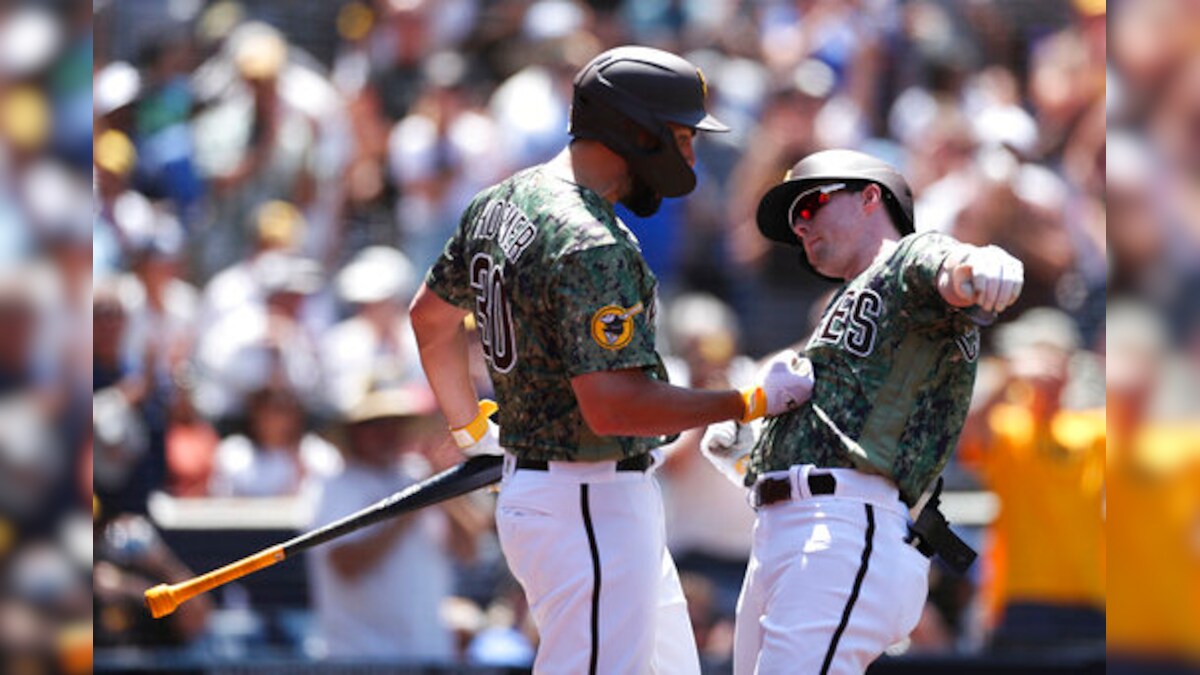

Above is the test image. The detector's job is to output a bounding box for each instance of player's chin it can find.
[805,247,830,274]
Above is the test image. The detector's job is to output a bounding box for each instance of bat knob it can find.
[144,584,179,618]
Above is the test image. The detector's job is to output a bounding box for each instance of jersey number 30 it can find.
[470,253,517,373]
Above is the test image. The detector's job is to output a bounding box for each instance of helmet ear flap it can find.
[630,123,662,153]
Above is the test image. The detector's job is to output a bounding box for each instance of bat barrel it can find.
[281,455,504,557]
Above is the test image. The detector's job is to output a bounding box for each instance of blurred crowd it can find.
[1107,1,1200,671]
[0,0,1190,671]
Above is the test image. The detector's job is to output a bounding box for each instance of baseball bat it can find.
[144,454,503,619]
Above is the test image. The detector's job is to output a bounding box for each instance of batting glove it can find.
[700,420,756,488]
[450,400,504,457]
[740,351,814,422]
[955,245,1025,314]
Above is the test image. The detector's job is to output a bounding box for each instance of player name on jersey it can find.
[468,198,538,263]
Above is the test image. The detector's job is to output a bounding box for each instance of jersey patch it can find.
[590,302,644,351]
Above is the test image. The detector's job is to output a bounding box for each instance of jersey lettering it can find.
[469,199,538,262]
[818,294,853,343]
[470,253,518,373]
[814,289,882,357]
[844,290,881,356]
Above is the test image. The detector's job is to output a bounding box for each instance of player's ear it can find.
[862,183,883,214]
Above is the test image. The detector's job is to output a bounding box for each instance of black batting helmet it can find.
[756,149,915,250]
[569,46,729,200]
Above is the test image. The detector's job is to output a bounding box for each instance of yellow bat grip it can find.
[144,545,286,619]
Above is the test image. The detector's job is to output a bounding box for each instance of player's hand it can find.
[740,351,814,422]
[450,400,504,457]
[953,245,1024,314]
[701,420,755,459]
[700,420,756,488]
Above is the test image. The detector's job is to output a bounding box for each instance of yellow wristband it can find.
[739,386,766,424]
[450,400,499,449]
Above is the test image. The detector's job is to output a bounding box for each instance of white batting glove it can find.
[740,351,814,422]
[955,245,1025,314]
[700,420,756,488]
[450,400,504,457]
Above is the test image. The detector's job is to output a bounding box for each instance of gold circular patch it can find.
[590,305,637,351]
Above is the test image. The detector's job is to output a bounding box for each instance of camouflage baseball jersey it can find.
[749,232,981,505]
[425,165,668,462]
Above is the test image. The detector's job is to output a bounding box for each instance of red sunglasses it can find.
[787,182,849,225]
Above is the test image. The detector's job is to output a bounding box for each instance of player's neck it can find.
[844,233,899,279]
[548,143,626,204]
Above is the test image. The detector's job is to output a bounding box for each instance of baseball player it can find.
[702,150,1025,674]
[409,46,816,674]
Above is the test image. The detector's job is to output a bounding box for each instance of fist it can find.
[700,420,756,488]
[955,245,1024,314]
[701,420,755,458]
[741,351,815,422]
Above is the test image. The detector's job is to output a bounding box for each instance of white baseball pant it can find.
[496,452,700,675]
[734,464,930,675]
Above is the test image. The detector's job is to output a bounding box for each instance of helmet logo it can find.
[697,68,708,98]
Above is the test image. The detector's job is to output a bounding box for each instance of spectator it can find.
[309,384,475,661]
[208,383,340,498]
[198,199,306,328]
[0,272,44,393]
[190,21,325,278]
[388,52,506,269]
[122,210,199,391]
[321,246,423,416]
[193,252,326,422]
[959,308,1105,651]
[93,278,166,518]
[93,60,141,138]
[94,129,156,274]
[947,159,1078,317]
[0,394,66,537]
[163,376,220,498]
[132,33,205,223]
[1106,300,1200,672]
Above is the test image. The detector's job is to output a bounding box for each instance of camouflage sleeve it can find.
[424,205,477,310]
[896,232,961,313]
[549,245,660,377]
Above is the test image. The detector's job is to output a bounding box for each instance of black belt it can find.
[514,453,653,473]
[754,472,837,507]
